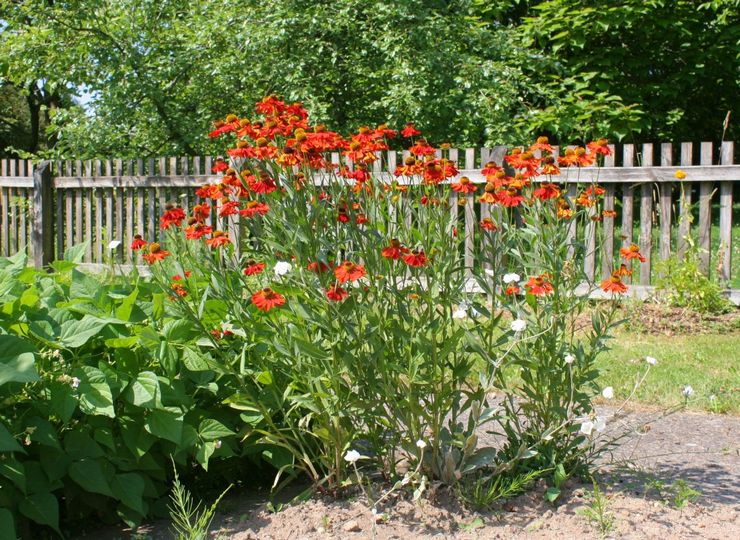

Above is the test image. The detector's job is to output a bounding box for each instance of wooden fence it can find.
[1,143,739,300]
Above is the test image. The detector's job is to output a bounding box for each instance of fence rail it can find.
[1,142,739,301]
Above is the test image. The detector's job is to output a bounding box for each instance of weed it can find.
[576,481,616,538]
[458,470,543,510]
[168,463,231,540]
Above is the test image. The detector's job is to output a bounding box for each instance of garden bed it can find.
[78,408,740,539]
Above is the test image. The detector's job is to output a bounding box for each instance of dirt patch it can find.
[619,302,740,335]
[79,409,740,540]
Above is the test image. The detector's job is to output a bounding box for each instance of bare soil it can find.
[81,409,740,540]
[619,302,740,335]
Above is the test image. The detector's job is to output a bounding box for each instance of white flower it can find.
[344,450,362,463]
[602,387,614,399]
[594,416,607,432]
[579,421,594,435]
[645,356,658,366]
[564,353,575,365]
[108,240,122,250]
[510,319,527,333]
[70,377,81,389]
[503,273,521,284]
[214,440,222,449]
[273,261,292,276]
[416,439,427,450]
[682,385,694,398]
[452,308,467,319]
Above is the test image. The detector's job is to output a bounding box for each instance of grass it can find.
[597,331,740,414]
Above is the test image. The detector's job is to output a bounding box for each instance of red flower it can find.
[533,183,561,201]
[326,286,349,302]
[525,274,554,296]
[403,250,427,268]
[529,136,555,153]
[408,139,436,157]
[381,239,410,260]
[193,203,211,222]
[356,213,370,225]
[616,263,632,277]
[497,187,525,208]
[505,285,521,296]
[206,231,231,249]
[480,218,497,231]
[307,261,332,273]
[160,205,187,230]
[620,243,646,262]
[244,260,266,276]
[401,123,421,138]
[246,174,277,194]
[171,283,188,297]
[252,287,285,312]
[587,138,612,156]
[219,200,240,217]
[211,158,229,173]
[240,200,270,218]
[601,273,628,294]
[142,243,170,264]
[131,235,147,251]
[451,176,477,194]
[185,223,212,240]
[334,261,366,283]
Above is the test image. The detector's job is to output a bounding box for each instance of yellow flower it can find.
[675,170,687,180]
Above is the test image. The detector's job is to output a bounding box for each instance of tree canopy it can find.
[0,0,738,158]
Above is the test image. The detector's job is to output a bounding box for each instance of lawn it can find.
[598,331,740,414]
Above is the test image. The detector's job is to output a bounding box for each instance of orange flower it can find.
[541,156,560,176]
[246,174,277,194]
[620,243,646,262]
[171,283,188,297]
[478,182,498,204]
[533,183,561,201]
[450,176,477,194]
[529,136,555,153]
[602,209,618,219]
[601,273,628,294]
[326,286,349,302]
[505,285,521,296]
[334,261,366,283]
[403,250,427,268]
[480,218,498,231]
[160,204,187,230]
[408,138,436,157]
[185,223,212,240]
[206,231,231,249]
[616,263,632,277]
[586,138,612,156]
[252,287,285,312]
[308,261,332,273]
[244,260,266,276]
[240,200,270,218]
[381,239,410,260]
[525,274,554,296]
[131,234,147,251]
[497,187,525,208]
[401,123,421,138]
[142,243,170,264]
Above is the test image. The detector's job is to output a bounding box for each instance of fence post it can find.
[31,161,53,268]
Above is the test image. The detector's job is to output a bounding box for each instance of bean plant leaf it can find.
[69,459,114,497]
[0,422,24,453]
[0,508,16,539]
[18,492,60,533]
[198,419,234,441]
[0,335,39,386]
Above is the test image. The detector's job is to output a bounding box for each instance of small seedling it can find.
[670,479,701,509]
[576,481,615,538]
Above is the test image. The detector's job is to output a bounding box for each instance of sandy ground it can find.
[78,408,740,540]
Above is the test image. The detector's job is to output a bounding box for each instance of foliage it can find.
[457,469,543,510]
[168,462,230,540]
[654,238,733,314]
[576,481,616,537]
[2,0,737,158]
[0,248,262,538]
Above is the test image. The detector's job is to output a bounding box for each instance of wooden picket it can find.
[1,142,739,302]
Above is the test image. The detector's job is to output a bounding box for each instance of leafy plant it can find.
[457,470,543,510]
[168,463,231,540]
[576,481,616,538]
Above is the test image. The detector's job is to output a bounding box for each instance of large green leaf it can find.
[69,459,114,497]
[144,409,183,444]
[63,242,88,263]
[111,473,146,516]
[125,371,161,409]
[58,316,110,348]
[78,380,115,418]
[50,381,78,423]
[115,288,139,321]
[0,508,16,539]
[19,492,60,533]
[198,419,234,441]
[0,335,39,386]
[0,422,24,453]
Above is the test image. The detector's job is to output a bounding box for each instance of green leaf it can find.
[0,335,39,386]
[162,319,195,343]
[50,381,78,423]
[115,288,139,321]
[105,336,139,349]
[544,486,561,503]
[0,508,16,539]
[78,381,115,418]
[111,473,146,516]
[0,459,26,493]
[63,242,88,263]
[125,371,161,409]
[19,492,60,533]
[144,409,183,444]
[58,316,110,348]
[69,459,114,497]
[0,422,24,453]
[198,419,234,441]
[182,347,210,371]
